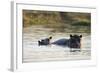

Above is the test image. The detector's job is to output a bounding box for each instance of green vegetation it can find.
[23,10,91,33]
[71,21,91,26]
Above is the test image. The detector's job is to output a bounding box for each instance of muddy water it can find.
[23,25,91,63]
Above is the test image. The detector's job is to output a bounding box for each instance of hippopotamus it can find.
[38,36,52,46]
[52,35,82,48]
[38,35,82,48]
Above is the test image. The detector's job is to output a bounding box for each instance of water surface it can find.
[23,25,91,63]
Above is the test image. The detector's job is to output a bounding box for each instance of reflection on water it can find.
[23,25,91,63]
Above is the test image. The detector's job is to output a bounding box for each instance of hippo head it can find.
[70,34,82,48]
[38,36,52,46]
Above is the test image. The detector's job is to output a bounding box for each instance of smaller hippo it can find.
[52,35,82,49]
[38,36,52,46]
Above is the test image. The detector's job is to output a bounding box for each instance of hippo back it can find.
[52,39,69,46]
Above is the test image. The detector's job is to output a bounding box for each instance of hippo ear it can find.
[70,34,73,37]
[49,36,52,39]
[80,35,82,38]
[38,41,40,43]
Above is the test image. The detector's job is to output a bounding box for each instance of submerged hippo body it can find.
[52,39,70,47]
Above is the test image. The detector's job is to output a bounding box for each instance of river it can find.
[22,25,91,63]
